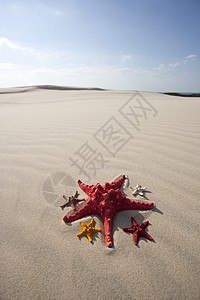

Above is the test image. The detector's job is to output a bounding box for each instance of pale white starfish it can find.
[130,184,147,197]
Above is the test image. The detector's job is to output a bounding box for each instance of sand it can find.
[0,86,200,299]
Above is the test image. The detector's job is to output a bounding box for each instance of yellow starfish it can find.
[77,218,101,243]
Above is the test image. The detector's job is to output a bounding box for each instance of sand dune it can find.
[0,85,106,95]
[0,87,200,299]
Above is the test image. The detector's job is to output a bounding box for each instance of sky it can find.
[0,0,199,92]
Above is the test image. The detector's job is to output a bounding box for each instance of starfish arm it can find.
[92,228,101,233]
[120,197,154,211]
[131,217,138,227]
[134,230,139,245]
[76,199,86,202]
[79,222,86,229]
[63,202,96,223]
[106,175,125,190]
[78,180,95,196]
[127,199,154,210]
[141,221,149,230]
[123,228,133,233]
[89,218,94,227]
[104,216,114,248]
[77,230,86,238]
[141,231,153,241]
[86,233,93,243]
[60,202,70,210]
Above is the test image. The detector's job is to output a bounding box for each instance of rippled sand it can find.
[0,86,200,299]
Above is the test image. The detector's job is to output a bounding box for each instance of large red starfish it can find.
[123,217,153,245]
[63,175,154,247]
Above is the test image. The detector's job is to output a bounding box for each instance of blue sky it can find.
[0,0,199,91]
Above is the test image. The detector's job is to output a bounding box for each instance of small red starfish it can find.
[63,175,154,247]
[123,217,153,245]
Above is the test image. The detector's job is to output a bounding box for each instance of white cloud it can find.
[185,54,197,60]
[169,62,179,67]
[29,68,55,76]
[120,54,132,63]
[0,37,71,60]
[0,37,32,51]
[0,63,13,69]
[155,64,164,70]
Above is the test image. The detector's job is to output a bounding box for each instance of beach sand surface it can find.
[0,86,200,299]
